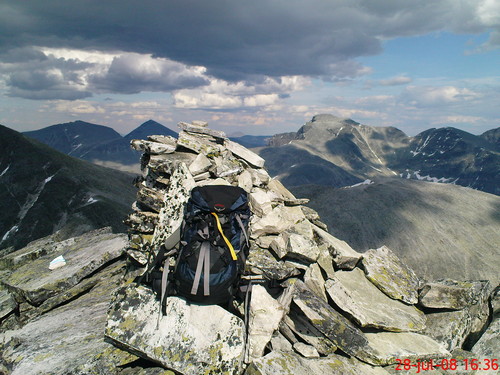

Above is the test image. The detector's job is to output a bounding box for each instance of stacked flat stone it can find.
[106,120,495,375]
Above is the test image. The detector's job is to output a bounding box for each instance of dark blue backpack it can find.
[149,185,250,311]
[174,185,250,304]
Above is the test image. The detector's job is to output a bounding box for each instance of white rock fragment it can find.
[49,255,66,270]
[246,285,286,362]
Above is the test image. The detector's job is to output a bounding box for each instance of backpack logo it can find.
[214,203,225,212]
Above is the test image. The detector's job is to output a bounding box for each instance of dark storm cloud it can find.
[0,47,94,99]
[0,1,405,80]
[0,0,497,98]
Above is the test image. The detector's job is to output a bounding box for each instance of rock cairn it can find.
[0,120,497,375]
[105,121,497,375]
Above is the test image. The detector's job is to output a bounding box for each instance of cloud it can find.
[89,53,209,94]
[2,0,497,84]
[365,75,412,88]
[173,76,309,110]
[400,85,482,107]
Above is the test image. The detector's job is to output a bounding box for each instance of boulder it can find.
[362,245,420,304]
[106,284,245,375]
[419,279,491,310]
[245,350,391,375]
[188,153,212,176]
[326,268,426,332]
[250,205,306,238]
[136,186,165,213]
[2,230,127,306]
[311,225,362,269]
[249,188,278,217]
[246,285,286,362]
[246,247,301,281]
[303,263,328,302]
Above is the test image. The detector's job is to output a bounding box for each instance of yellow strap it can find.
[211,212,237,261]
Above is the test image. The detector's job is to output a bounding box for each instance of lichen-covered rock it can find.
[0,265,130,375]
[0,288,16,321]
[325,268,426,332]
[290,281,379,365]
[246,247,301,281]
[283,314,337,355]
[177,130,222,156]
[419,279,491,310]
[136,186,165,212]
[3,230,127,306]
[246,285,286,362]
[471,318,500,360]
[150,162,195,251]
[423,309,473,351]
[125,211,159,233]
[105,284,245,375]
[362,245,420,304]
[245,350,391,375]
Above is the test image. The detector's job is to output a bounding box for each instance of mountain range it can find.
[23,120,269,172]
[259,114,499,195]
[291,178,500,285]
[0,125,136,251]
[23,120,178,172]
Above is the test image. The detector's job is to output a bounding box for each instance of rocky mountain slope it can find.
[291,178,500,286]
[260,114,500,195]
[23,119,177,169]
[0,125,136,251]
[1,121,497,375]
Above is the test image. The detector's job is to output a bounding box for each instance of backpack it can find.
[148,185,251,312]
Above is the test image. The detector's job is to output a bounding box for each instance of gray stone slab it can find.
[0,266,134,375]
[3,230,127,306]
[326,268,426,332]
[106,284,245,375]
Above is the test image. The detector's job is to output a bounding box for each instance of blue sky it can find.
[0,0,498,136]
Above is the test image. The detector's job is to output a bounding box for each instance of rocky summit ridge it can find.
[0,120,498,374]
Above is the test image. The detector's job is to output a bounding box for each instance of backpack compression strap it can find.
[211,212,238,261]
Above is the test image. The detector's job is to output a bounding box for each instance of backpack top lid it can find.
[190,185,248,214]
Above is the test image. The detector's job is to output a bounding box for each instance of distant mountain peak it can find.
[124,120,177,140]
[311,114,359,126]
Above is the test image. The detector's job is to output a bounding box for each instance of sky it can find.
[0,0,499,137]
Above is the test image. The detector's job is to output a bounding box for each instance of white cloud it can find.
[400,85,482,107]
